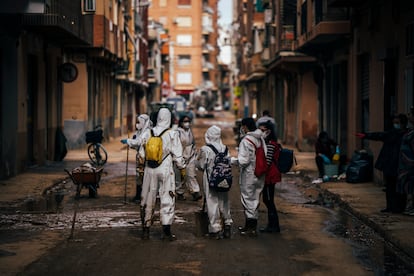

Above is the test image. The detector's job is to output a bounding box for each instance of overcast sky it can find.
[218,0,232,64]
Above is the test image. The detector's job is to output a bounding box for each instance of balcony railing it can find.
[20,0,92,45]
[280,25,295,51]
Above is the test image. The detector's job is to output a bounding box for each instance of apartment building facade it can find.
[0,0,149,179]
[233,0,414,183]
[148,0,219,103]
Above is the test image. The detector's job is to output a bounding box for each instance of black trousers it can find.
[384,175,407,213]
[262,185,277,217]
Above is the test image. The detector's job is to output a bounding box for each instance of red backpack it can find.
[245,137,267,177]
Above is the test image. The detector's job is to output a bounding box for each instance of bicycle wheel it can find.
[87,143,108,166]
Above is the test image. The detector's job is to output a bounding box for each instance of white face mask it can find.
[263,130,270,138]
[393,123,400,129]
[240,127,246,136]
[183,122,190,128]
[136,119,145,130]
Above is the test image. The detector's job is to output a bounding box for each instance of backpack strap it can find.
[206,144,228,155]
[152,128,170,137]
[245,137,258,149]
[206,144,218,154]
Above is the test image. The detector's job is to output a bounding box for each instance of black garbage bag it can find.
[346,150,373,183]
[54,127,68,161]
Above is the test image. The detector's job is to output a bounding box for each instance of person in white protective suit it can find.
[196,125,233,239]
[120,114,153,202]
[176,115,202,201]
[237,117,266,236]
[138,108,186,241]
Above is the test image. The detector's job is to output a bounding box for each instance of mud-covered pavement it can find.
[1,111,413,275]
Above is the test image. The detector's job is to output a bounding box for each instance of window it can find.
[159,16,167,25]
[84,0,96,12]
[177,72,192,84]
[176,34,192,46]
[175,17,192,27]
[177,55,191,66]
[178,0,191,6]
[159,0,167,7]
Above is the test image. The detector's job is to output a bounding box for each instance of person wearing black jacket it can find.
[356,113,408,213]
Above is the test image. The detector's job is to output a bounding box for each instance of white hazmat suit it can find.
[139,108,185,240]
[238,128,266,234]
[196,125,233,237]
[176,120,201,200]
[120,114,153,201]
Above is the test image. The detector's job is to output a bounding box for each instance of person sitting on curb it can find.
[315,131,340,178]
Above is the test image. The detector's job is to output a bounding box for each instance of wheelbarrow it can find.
[65,163,104,198]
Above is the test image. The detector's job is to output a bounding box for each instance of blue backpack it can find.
[206,144,233,192]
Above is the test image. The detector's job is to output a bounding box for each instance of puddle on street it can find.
[325,208,414,275]
[277,175,414,275]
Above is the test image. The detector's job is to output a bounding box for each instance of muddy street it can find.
[0,111,409,275]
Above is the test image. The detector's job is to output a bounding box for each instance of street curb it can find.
[320,187,414,270]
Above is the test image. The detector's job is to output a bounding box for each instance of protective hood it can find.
[205,125,225,151]
[153,107,171,135]
[246,129,263,142]
[138,114,152,130]
[246,129,267,154]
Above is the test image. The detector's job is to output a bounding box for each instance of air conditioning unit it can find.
[84,0,96,13]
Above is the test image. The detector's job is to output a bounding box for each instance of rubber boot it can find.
[223,225,231,239]
[260,213,280,233]
[239,219,257,237]
[192,192,202,201]
[238,218,248,232]
[133,185,142,203]
[142,227,150,240]
[162,225,176,241]
[250,219,258,237]
[140,206,145,226]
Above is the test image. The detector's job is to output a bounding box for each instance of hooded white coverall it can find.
[196,125,233,233]
[238,129,266,219]
[125,114,153,149]
[176,125,201,195]
[139,108,185,227]
[125,114,153,198]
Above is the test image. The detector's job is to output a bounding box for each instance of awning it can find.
[266,51,316,71]
[174,85,194,95]
[246,72,265,83]
[174,89,193,95]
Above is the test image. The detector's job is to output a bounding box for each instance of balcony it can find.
[280,25,295,51]
[328,0,365,7]
[202,61,214,72]
[202,43,215,53]
[17,0,93,46]
[296,4,350,53]
[296,20,350,52]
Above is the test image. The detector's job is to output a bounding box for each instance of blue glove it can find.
[320,154,331,164]
[120,139,128,144]
[335,146,340,154]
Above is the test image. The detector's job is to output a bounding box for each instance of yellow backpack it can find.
[145,128,169,168]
